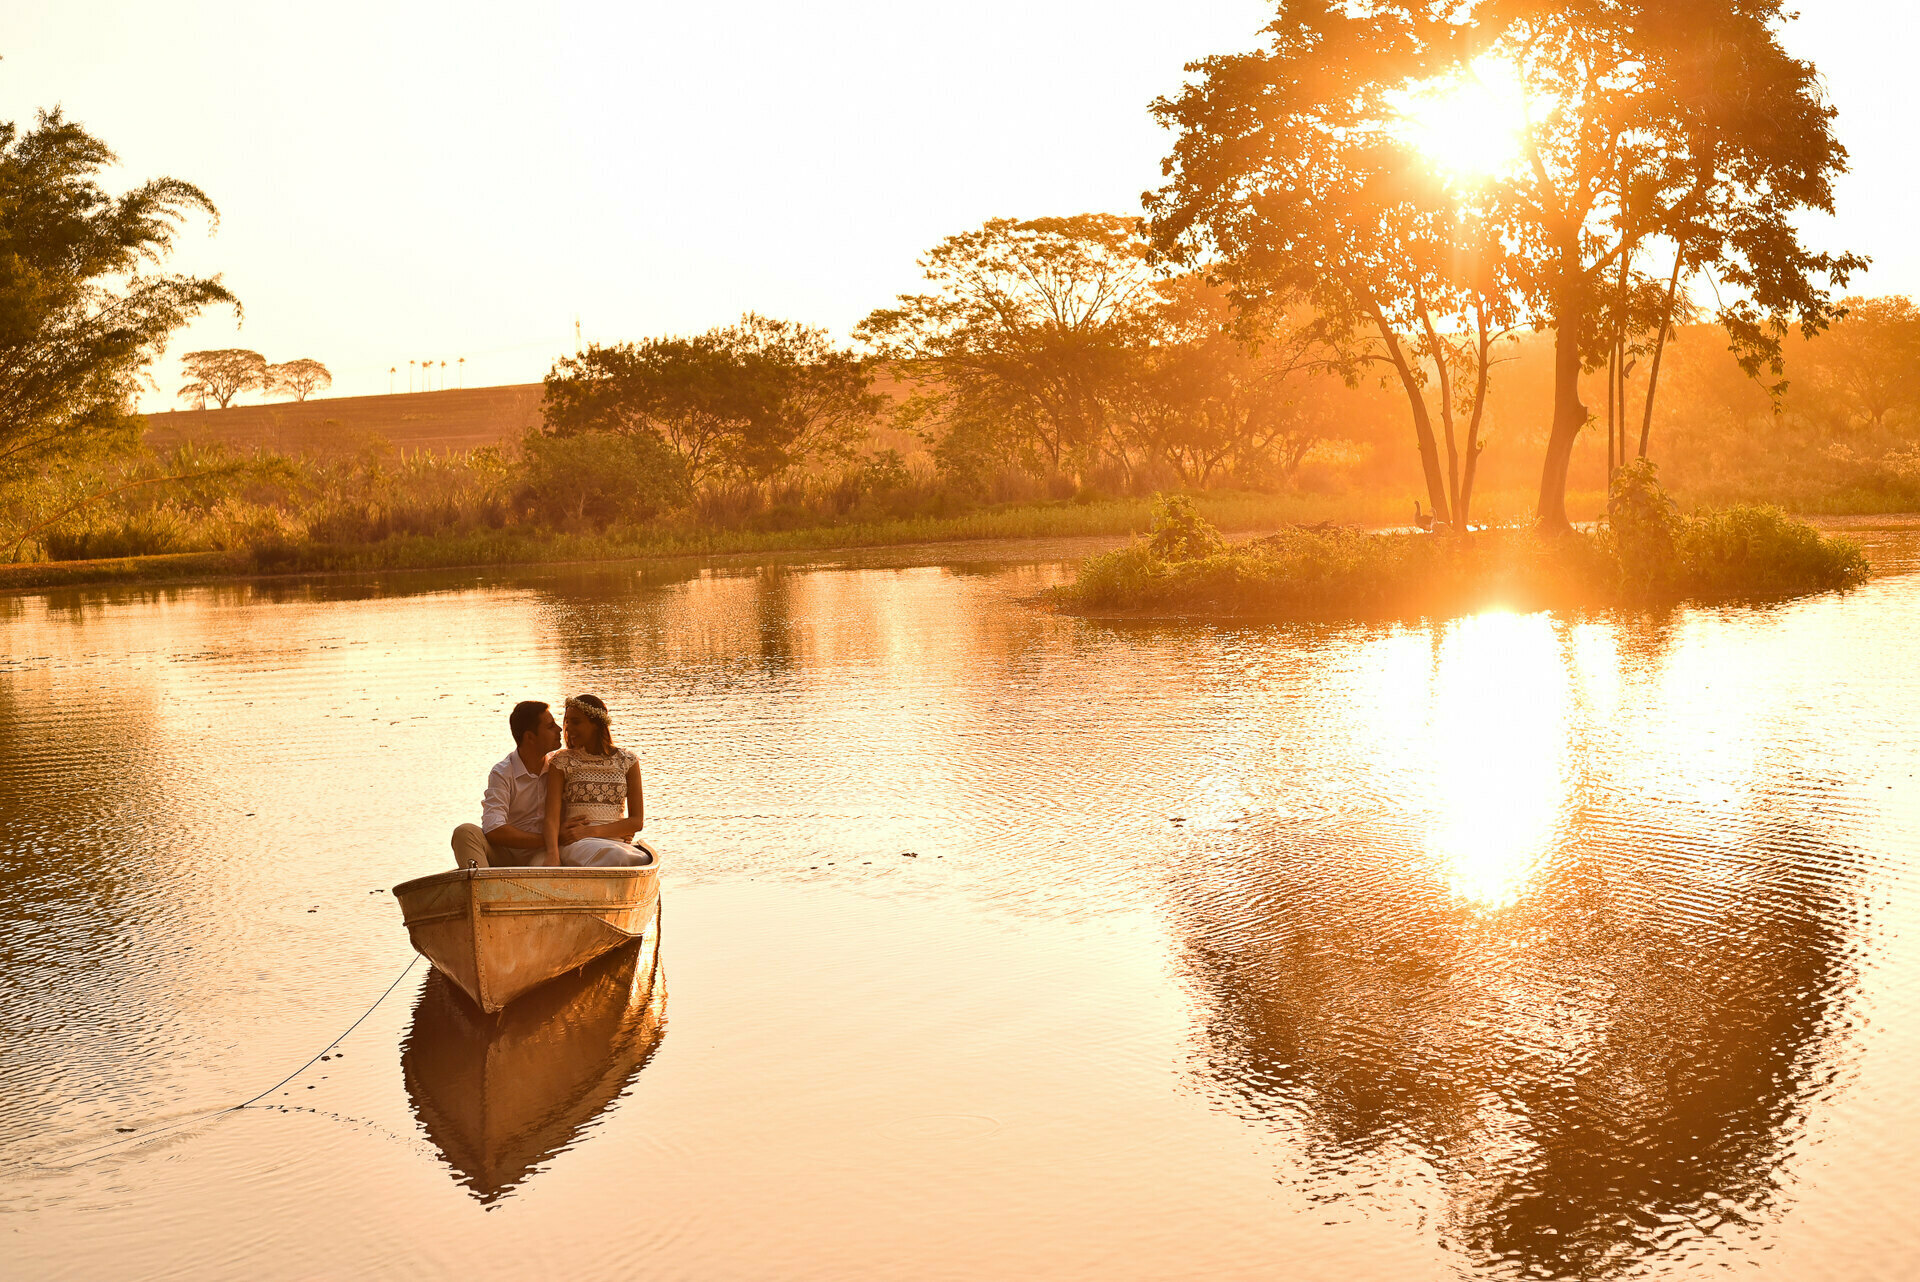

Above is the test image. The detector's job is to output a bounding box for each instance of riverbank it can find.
[0,489,1576,593]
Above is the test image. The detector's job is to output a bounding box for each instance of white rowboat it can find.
[393,854,661,1013]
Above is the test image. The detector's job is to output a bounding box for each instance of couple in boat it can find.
[450,695,655,869]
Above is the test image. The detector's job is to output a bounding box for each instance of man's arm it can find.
[480,761,550,848]
[484,821,548,849]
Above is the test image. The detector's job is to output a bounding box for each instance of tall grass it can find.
[16,429,1594,581]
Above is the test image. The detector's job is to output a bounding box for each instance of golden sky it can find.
[4,0,1911,405]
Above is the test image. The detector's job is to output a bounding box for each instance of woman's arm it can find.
[582,761,645,841]
[541,765,566,866]
[626,759,644,835]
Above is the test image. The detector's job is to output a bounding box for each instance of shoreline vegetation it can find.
[0,487,1576,593]
[1050,468,1869,621]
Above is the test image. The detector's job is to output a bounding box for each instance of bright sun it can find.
[1394,56,1530,181]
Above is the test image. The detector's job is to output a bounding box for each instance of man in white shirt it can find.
[450,700,574,868]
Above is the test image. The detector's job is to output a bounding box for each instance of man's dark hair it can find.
[508,700,549,745]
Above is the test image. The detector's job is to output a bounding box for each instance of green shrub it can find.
[516,429,689,530]
[1606,460,1867,598]
[1603,459,1684,592]
[1147,493,1227,562]
[1681,504,1868,596]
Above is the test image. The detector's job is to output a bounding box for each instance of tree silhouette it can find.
[1148,0,1863,532]
[178,348,266,409]
[265,357,331,402]
[1480,0,1865,530]
[1148,10,1496,524]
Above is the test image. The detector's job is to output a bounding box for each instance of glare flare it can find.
[1425,611,1569,910]
[1394,56,1530,181]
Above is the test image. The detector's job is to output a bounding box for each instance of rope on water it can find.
[45,953,423,1169]
[231,954,423,1110]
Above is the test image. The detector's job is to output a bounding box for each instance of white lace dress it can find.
[549,747,652,867]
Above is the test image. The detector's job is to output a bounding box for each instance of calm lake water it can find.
[5,526,1920,1280]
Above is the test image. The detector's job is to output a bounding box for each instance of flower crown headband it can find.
[565,696,610,727]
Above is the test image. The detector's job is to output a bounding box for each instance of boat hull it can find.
[393,854,661,1013]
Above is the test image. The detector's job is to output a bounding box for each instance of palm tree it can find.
[408,359,416,393]
[457,356,466,389]
[389,365,396,395]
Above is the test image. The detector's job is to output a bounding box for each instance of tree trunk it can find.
[1536,280,1588,535]
[1639,250,1685,459]
[1606,342,1618,480]
[1458,303,1494,530]
[1608,248,1631,482]
[1367,299,1452,526]
[1416,295,1461,527]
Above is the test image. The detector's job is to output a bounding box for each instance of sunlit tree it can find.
[542,315,882,488]
[0,109,234,483]
[1147,9,1515,526]
[1124,276,1352,489]
[1788,296,1920,432]
[858,214,1155,488]
[178,348,265,409]
[1149,0,1864,532]
[265,357,332,402]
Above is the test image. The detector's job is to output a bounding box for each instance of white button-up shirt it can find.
[480,749,549,836]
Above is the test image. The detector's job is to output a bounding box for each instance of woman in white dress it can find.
[540,693,654,868]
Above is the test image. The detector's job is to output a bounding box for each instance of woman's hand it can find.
[568,820,636,841]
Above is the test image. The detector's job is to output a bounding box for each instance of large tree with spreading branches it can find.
[1148,0,1863,532]
[858,214,1156,487]
[542,314,882,488]
[178,348,265,408]
[266,357,331,402]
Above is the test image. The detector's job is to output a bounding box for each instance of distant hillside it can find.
[140,372,924,459]
[142,384,546,456]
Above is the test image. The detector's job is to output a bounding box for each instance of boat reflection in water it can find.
[400,913,666,1201]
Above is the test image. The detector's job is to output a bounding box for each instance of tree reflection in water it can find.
[1172,611,1860,1279]
[401,915,666,1202]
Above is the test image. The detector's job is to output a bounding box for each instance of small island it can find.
[1053,471,1868,621]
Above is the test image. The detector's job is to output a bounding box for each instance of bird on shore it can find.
[1414,500,1434,532]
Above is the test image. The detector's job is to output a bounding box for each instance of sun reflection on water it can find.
[1424,611,1570,911]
